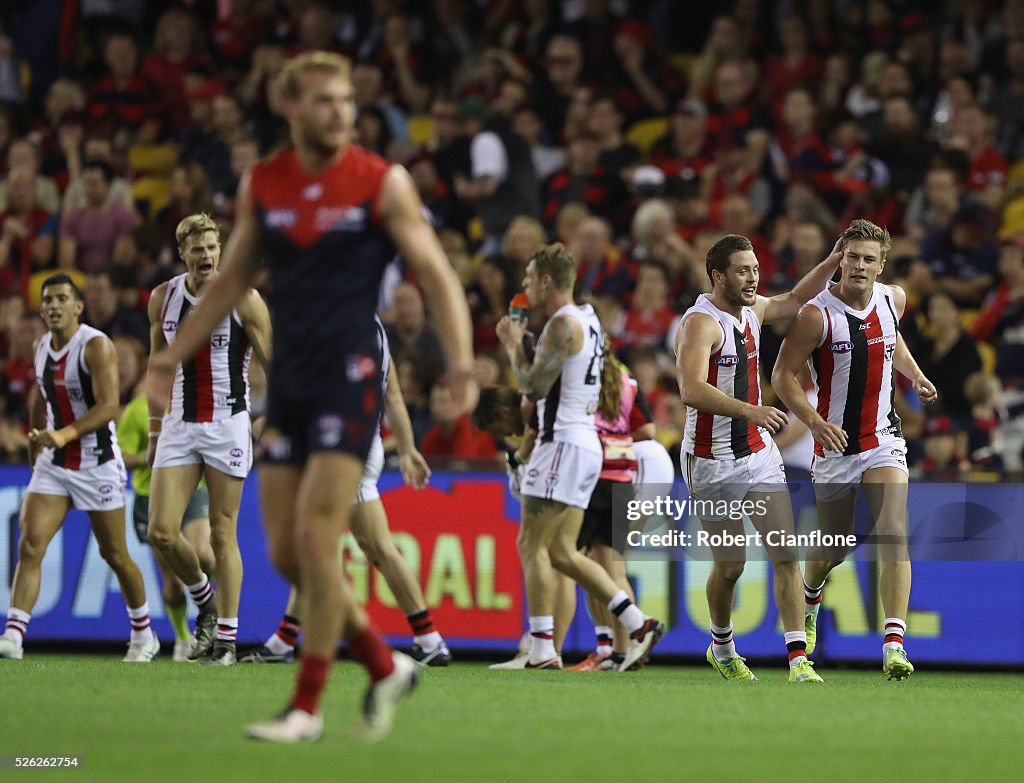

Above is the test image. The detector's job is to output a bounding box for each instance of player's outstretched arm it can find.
[676,312,787,433]
[379,164,475,409]
[238,288,273,370]
[772,305,848,453]
[757,239,843,325]
[32,336,120,451]
[384,353,431,489]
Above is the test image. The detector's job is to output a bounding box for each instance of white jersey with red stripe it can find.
[160,273,252,423]
[536,303,603,455]
[807,282,902,456]
[681,294,768,460]
[33,324,121,470]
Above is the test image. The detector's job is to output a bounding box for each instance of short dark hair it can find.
[472,386,524,434]
[82,158,115,182]
[41,273,83,300]
[706,234,753,282]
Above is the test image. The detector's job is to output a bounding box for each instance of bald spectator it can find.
[58,159,137,272]
[386,282,445,366]
[573,216,636,302]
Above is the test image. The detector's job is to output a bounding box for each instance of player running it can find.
[241,318,450,666]
[148,52,475,742]
[772,218,937,681]
[0,274,158,662]
[675,233,841,683]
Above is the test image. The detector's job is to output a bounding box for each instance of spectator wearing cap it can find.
[453,96,540,256]
[920,201,998,306]
[918,413,963,479]
[0,167,58,297]
[949,103,1008,210]
[607,21,680,122]
[142,8,210,133]
[650,98,713,180]
[915,292,982,418]
[60,134,135,216]
[86,31,156,139]
[58,159,137,272]
[542,132,620,229]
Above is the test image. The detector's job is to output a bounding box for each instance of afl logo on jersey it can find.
[830,341,854,353]
[715,355,739,366]
[266,208,298,228]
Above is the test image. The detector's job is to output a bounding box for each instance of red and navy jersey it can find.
[161,273,251,422]
[808,283,902,456]
[248,146,395,393]
[681,295,767,460]
[33,324,119,470]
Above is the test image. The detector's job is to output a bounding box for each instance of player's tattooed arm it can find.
[512,315,575,402]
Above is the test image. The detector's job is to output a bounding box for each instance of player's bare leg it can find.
[864,468,913,680]
[351,500,449,665]
[201,467,245,665]
[90,507,158,662]
[587,544,634,669]
[552,569,576,654]
[804,491,858,657]
[700,518,757,680]
[545,506,664,671]
[516,497,564,667]
[0,494,69,658]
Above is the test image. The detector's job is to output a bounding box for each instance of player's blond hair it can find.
[273,51,351,104]
[175,212,220,250]
[531,243,577,292]
[840,218,892,260]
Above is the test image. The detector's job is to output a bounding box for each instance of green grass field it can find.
[2,655,1021,782]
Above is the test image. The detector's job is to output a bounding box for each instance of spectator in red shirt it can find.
[764,17,825,112]
[420,380,498,459]
[467,254,518,355]
[607,21,680,123]
[650,98,713,180]
[611,261,679,356]
[0,167,58,297]
[86,31,155,139]
[542,132,621,228]
[950,102,1008,210]
[141,8,211,133]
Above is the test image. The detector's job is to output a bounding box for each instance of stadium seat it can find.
[626,117,669,155]
[407,115,435,146]
[27,268,86,309]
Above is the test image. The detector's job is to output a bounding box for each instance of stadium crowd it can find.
[0,0,1023,478]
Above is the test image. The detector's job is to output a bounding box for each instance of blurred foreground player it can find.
[773,219,937,681]
[0,274,158,662]
[148,52,475,741]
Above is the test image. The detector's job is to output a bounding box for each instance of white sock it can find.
[265,634,292,655]
[785,630,808,665]
[710,621,736,661]
[414,631,443,651]
[127,603,154,644]
[216,616,238,643]
[5,607,30,646]
[883,617,906,651]
[608,591,644,634]
[528,615,556,661]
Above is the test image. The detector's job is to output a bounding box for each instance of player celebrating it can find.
[242,319,450,666]
[772,218,937,681]
[146,213,271,666]
[496,244,664,672]
[148,52,475,742]
[0,274,158,662]
[675,234,841,683]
